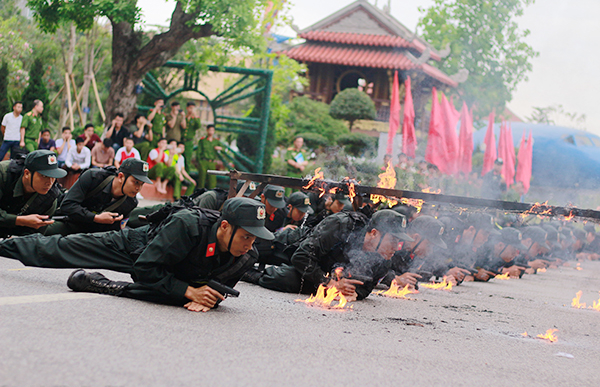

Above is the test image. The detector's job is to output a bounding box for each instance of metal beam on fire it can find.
[208,170,600,221]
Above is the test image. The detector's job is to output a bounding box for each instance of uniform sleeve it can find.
[0,167,17,227]
[132,212,200,299]
[290,215,344,285]
[58,170,99,223]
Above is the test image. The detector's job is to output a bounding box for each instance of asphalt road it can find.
[1,256,600,386]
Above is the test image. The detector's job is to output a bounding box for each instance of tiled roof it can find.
[284,43,457,87]
[299,30,441,61]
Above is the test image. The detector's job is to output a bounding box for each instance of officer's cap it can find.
[119,158,153,184]
[262,185,286,208]
[408,215,447,249]
[236,180,258,197]
[498,227,526,251]
[467,213,499,235]
[287,191,314,214]
[221,197,274,240]
[25,150,67,178]
[495,158,504,165]
[572,228,586,241]
[369,210,413,242]
[541,224,559,244]
[521,226,550,250]
[333,192,352,206]
[583,223,596,234]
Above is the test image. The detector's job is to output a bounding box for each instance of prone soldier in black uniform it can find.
[0,197,274,312]
[0,150,66,237]
[45,158,152,235]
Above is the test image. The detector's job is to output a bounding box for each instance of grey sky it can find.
[137,0,600,134]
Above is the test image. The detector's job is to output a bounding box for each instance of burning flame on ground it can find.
[494,273,510,280]
[571,291,587,309]
[521,332,528,337]
[421,276,453,291]
[576,263,582,271]
[295,285,352,310]
[371,162,398,207]
[592,293,600,311]
[374,281,419,299]
[537,268,547,273]
[537,329,558,342]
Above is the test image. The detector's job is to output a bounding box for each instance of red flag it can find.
[425,88,448,172]
[401,76,416,158]
[503,122,516,188]
[457,102,473,175]
[497,120,507,178]
[387,71,401,155]
[481,111,497,176]
[439,92,460,175]
[516,131,533,194]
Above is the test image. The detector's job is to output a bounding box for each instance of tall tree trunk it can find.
[104,2,215,125]
[80,24,97,125]
[58,23,77,130]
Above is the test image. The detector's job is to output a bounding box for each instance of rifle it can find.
[207,280,240,298]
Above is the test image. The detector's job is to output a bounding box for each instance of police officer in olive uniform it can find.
[254,210,413,301]
[183,102,201,172]
[0,150,66,237]
[20,100,45,153]
[0,197,274,311]
[45,158,152,236]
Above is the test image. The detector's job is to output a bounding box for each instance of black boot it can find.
[67,269,129,296]
[240,268,263,284]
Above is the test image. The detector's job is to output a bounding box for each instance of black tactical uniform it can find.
[0,197,274,306]
[0,151,65,237]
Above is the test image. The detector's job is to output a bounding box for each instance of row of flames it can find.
[519,201,576,222]
[571,290,600,311]
[302,168,357,202]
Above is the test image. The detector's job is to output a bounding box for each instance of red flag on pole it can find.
[481,111,497,176]
[497,120,507,178]
[503,122,516,188]
[457,102,473,175]
[516,131,533,194]
[387,70,401,155]
[401,76,416,158]
[425,88,448,172]
[440,92,460,175]
[507,123,516,170]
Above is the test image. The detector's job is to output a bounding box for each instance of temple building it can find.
[282,0,465,133]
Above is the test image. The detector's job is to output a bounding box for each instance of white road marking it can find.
[0,292,105,306]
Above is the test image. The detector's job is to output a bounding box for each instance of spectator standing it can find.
[55,127,75,167]
[105,113,129,153]
[481,158,506,200]
[91,139,115,168]
[146,98,166,147]
[182,102,201,171]
[20,99,44,153]
[285,136,308,178]
[195,124,222,190]
[65,137,91,174]
[79,123,102,150]
[38,129,56,151]
[165,140,196,199]
[146,137,176,194]
[115,137,141,168]
[0,101,23,160]
[130,114,153,161]
[166,101,185,141]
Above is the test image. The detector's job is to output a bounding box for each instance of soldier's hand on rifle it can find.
[474,268,495,281]
[394,272,422,289]
[528,259,549,270]
[94,212,123,224]
[502,265,526,278]
[327,278,363,296]
[185,285,225,310]
[15,214,53,229]
[446,267,471,282]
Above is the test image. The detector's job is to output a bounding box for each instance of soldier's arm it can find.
[0,168,18,227]
[132,212,200,300]
[57,171,99,223]
[290,216,344,285]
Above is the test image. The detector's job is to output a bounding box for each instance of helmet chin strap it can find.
[375,230,386,251]
[121,174,130,196]
[30,171,35,191]
[227,225,239,252]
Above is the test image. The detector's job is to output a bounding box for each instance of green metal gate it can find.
[139,61,273,173]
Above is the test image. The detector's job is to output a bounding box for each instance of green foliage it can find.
[418,0,538,117]
[21,57,48,116]
[329,88,376,130]
[0,61,8,115]
[336,132,377,158]
[286,96,348,144]
[297,132,328,150]
[0,16,34,92]
[527,104,586,130]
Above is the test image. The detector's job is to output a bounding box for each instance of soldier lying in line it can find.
[0,197,274,312]
[244,210,413,301]
[0,150,66,238]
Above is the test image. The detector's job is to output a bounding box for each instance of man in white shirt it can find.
[0,101,23,160]
[172,141,196,199]
[65,137,91,174]
[55,127,76,167]
[114,136,141,168]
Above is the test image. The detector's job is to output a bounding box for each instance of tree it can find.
[418,0,538,117]
[286,96,348,144]
[0,61,8,116]
[27,0,275,123]
[21,57,49,115]
[329,88,376,131]
[527,104,587,130]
